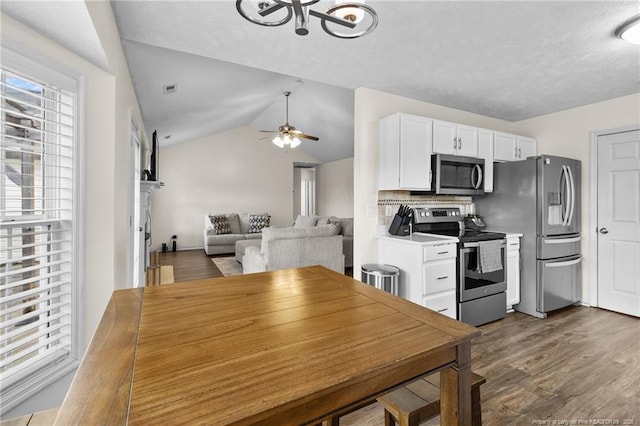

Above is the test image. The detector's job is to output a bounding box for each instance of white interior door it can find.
[596,129,640,317]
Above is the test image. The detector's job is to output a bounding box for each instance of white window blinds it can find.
[1,64,77,397]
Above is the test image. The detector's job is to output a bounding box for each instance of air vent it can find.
[163,83,177,94]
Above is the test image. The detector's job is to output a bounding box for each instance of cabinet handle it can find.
[515,146,518,158]
[436,308,449,313]
[518,147,522,158]
[458,138,462,149]
[436,276,449,280]
[437,251,448,255]
[453,137,457,149]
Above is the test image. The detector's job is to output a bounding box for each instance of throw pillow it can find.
[248,214,270,233]
[317,216,341,227]
[209,214,231,235]
[315,217,329,226]
[293,215,317,228]
[226,213,241,234]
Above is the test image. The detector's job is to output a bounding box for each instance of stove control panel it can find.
[412,207,461,223]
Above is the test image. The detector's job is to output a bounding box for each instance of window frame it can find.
[1,45,84,415]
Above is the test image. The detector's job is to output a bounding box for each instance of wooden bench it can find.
[378,371,486,426]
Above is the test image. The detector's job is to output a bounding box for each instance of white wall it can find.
[512,93,640,302]
[1,5,145,418]
[353,88,517,276]
[151,126,319,250]
[84,1,150,291]
[316,157,354,218]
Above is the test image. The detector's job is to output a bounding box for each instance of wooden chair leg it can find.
[321,417,339,426]
[384,408,396,426]
[471,385,482,426]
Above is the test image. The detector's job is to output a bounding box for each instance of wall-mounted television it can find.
[149,130,159,181]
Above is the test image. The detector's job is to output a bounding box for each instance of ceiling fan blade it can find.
[292,131,319,141]
[258,130,278,133]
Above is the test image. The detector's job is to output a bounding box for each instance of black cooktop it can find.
[415,227,505,242]
[459,230,506,242]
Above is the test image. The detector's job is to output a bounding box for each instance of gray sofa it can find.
[293,215,353,268]
[203,213,268,255]
[243,224,344,274]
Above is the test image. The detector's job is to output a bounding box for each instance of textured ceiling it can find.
[1,1,109,71]
[3,1,640,163]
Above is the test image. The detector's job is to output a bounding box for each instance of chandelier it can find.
[236,0,378,39]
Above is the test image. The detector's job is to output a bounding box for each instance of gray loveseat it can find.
[292,215,353,267]
[203,213,269,255]
[243,223,344,274]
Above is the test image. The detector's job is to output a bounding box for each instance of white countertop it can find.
[486,230,523,238]
[377,232,459,246]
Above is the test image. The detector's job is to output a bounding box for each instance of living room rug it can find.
[212,256,243,277]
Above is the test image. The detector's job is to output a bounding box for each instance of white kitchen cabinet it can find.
[379,113,433,190]
[432,120,478,157]
[477,128,494,193]
[516,136,536,159]
[378,237,458,320]
[494,132,537,161]
[506,236,521,310]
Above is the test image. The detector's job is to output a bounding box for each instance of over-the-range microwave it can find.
[413,154,485,196]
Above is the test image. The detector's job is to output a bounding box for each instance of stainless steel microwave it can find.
[429,154,485,195]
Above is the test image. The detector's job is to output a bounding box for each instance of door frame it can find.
[127,110,142,288]
[589,123,640,307]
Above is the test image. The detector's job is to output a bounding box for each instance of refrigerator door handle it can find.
[543,236,582,244]
[561,165,571,226]
[566,165,575,227]
[544,257,582,268]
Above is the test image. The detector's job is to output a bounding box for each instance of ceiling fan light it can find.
[334,0,365,23]
[290,136,302,148]
[617,16,640,44]
[272,135,285,148]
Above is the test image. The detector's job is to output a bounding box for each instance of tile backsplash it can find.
[378,190,473,225]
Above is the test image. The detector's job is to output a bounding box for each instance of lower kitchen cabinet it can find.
[422,290,457,319]
[378,236,458,320]
[506,235,521,309]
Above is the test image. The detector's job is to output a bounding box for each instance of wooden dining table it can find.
[55,266,480,425]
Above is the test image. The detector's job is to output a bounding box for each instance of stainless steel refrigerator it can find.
[476,155,581,318]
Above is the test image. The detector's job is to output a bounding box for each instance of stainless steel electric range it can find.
[412,207,507,326]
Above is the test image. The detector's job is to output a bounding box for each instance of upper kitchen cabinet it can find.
[432,120,478,157]
[494,132,537,161]
[379,113,433,190]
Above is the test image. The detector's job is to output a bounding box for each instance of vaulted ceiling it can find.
[3,1,639,163]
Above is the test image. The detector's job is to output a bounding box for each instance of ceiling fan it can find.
[261,91,319,148]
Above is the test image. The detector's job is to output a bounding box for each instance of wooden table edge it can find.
[54,288,143,425]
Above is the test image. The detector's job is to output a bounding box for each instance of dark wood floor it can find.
[156,250,640,425]
[342,306,640,425]
[158,249,352,282]
[157,249,224,281]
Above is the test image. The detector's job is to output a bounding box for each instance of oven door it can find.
[459,240,507,302]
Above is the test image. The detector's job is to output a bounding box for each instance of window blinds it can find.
[1,67,76,390]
